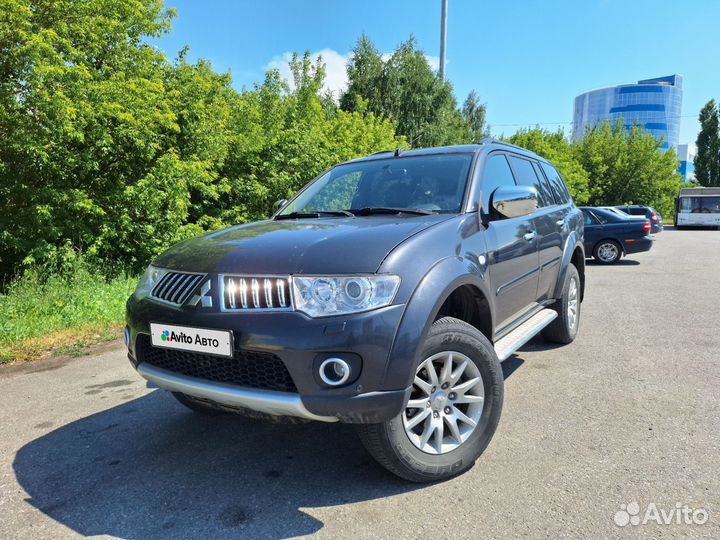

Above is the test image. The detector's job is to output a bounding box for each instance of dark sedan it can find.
[615,205,663,233]
[581,207,653,264]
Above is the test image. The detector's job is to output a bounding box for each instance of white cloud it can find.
[264,49,350,99]
[264,49,443,100]
[425,55,441,71]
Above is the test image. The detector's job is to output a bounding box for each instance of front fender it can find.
[381,257,494,390]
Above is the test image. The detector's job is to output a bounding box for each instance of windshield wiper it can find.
[275,210,355,220]
[349,207,435,216]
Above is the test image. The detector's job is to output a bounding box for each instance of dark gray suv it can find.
[126,139,585,482]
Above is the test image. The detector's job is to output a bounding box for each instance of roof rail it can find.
[370,149,395,156]
[478,138,529,152]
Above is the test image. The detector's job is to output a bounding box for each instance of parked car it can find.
[581,207,653,264]
[126,139,586,482]
[615,205,663,233]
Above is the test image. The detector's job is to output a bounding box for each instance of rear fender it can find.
[553,231,585,300]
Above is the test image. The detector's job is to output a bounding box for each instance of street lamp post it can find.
[439,0,448,80]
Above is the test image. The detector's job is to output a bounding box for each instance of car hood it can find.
[153,215,453,274]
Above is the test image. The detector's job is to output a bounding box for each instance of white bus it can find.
[676,187,720,229]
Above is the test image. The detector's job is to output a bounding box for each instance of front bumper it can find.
[126,295,411,423]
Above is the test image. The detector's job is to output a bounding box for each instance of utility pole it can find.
[439,0,448,80]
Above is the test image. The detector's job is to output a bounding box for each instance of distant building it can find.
[677,143,696,182]
[573,75,683,150]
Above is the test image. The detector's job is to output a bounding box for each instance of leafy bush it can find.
[0,2,400,279]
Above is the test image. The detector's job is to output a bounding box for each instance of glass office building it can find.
[572,75,683,150]
[677,144,696,182]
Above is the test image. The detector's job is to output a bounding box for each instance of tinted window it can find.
[508,156,549,207]
[532,162,555,206]
[582,210,598,226]
[540,163,570,204]
[481,154,516,212]
[626,207,645,216]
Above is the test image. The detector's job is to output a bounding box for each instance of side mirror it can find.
[492,186,538,219]
[274,199,289,212]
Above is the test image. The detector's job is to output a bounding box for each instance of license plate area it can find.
[150,323,233,358]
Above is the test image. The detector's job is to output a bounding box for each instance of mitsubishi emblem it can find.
[188,279,213,307]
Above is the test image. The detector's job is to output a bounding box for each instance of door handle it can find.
[523,231,537,241]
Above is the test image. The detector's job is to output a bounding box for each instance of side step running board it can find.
[494,308,558,361]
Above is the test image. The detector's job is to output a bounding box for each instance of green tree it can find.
[694,99,720,186]
[574,121,683,218]
[0,0,177,276]
[0,1,401,280]
[340,35,476,148]
[505,128,590,204]
[222,56,401,224]
[339,34,384,114]
[462,90,488,142]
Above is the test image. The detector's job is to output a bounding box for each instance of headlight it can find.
[292,275,400,317]
[134,264,168,297]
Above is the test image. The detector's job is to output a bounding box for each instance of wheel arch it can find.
[554,231,586,301]
[382,258,495,391]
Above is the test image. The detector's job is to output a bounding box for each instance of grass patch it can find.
[0,261,137,363]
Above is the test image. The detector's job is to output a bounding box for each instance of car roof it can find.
[344,138,550,165]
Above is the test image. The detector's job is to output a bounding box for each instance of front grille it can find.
[221,275,293,311]
[136,335,297,393]
[151,271,206,305]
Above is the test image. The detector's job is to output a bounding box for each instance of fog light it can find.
[319,358,351,386]
[124,326,131,348]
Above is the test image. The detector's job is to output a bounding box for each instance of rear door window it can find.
[508,156,550,207]
[540,163,570,204]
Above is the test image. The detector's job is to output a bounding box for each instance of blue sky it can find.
[154,0,719,145]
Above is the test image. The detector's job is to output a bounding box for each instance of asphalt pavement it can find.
[1,227,718,539]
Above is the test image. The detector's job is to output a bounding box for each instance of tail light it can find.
[643,220,651,234]
[651,211,658,223]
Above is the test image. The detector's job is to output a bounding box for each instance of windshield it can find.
[679,196,720,214]
[278,153,474,216]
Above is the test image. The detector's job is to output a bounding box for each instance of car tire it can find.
[356,317,503,483]
[171,392,226,415]
[593,240,622,264]
[542,263,580,344]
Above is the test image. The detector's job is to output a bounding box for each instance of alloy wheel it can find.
[567,277,579,330]
[597,242,618,262]
[402,351,485,455]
